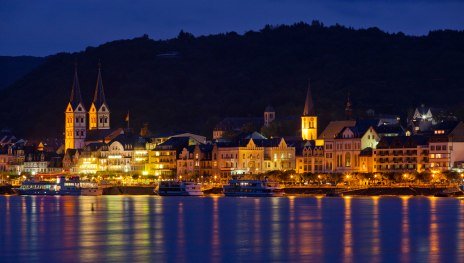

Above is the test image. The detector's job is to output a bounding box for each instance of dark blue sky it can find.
[1,0,463,56]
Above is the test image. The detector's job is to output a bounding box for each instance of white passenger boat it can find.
[16,176,102,196]
[223,179,284,197]
[156,181,203,196]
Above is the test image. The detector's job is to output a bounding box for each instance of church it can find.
[64,63,117,152]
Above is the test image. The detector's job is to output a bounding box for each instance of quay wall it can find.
[284,186,462,196]
[102,186,155,195]
[1,185,461,196]
[205,186,462,196]
[0,185,14,195]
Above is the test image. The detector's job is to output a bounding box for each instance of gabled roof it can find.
[319,120,356,139]
[287,139,323,156]
[155,136,191,151]
[376,135,428,149]
[109,133,147,148]
[92,63,108,110]
[243,131,267,140]
[85,142,106,151]
[432,120,460,134]
[251,138,284,148]
[86,128,123,143]
[375,124,405,135]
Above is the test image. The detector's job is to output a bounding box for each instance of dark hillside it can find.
[0,56,44,90]
[1,21,464,139]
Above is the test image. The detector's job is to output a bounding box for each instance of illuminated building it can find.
[64,65,86,151]
[88,62,110,130]
[428,121,464,172]
[301,80,318,141]
[294,140,324,174]
[374,135,429,172]
[193,144,214,177]
[261,138,295,172]
[177,146,195,178]
[318,120,356,172]
[213,133,295,177]
[214,139,263,177]
[359,148,374,173]
[319,120,379,173]
[76,132,148,174]
[147,136,196,177]
[62,149,81,172]
[176,144,214,179]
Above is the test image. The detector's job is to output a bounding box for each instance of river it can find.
[0,195,463,262]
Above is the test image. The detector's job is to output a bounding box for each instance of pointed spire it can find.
[69,62,83,108]
[93,60,107,109]
[303,79,315,116]
[345,92,353,120]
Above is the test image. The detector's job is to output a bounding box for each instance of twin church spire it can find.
[69,64,84,109]
[89,62,110,130]
[65,62,111,151]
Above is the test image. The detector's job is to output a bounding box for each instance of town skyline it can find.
[2,2,464,262]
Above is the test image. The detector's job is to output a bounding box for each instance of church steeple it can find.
[345,92,353,120]
[69,63,83,109]
[89,61,111,130]
[65,63,86,151]
[303,80,315,116]
[301,79,318,140]
[92,62,107,110]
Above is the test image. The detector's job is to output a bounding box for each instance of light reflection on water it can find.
[1,196,464,262]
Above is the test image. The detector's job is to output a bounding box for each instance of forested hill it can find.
[1,21,464,139]
[0,56,44,90]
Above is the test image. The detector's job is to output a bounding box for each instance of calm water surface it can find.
[1,195,464,262]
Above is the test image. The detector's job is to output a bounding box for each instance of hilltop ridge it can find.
[1,21,464,139]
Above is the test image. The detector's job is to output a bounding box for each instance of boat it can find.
[326,191,344,197]
[155,181,203,196]
[15,176,102,196]
[434,187,463,197]
[223,179,284,197]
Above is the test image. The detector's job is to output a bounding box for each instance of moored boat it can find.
[15,176,102,196]
[156,181,203,196]
[223,179,284,197]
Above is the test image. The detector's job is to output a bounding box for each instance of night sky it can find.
[1,0,464,56]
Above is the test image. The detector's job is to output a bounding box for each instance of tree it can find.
[443,171,460,183]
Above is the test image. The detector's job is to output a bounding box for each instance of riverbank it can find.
[0,185,15,195]
[102,186,155,195]
[284,186,464,196]
[2,185,463,196]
